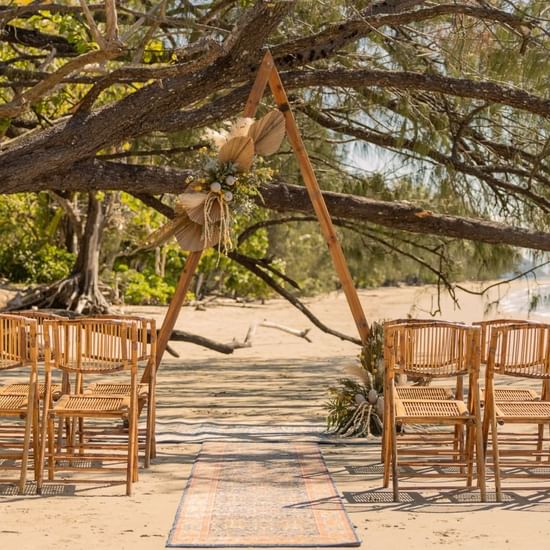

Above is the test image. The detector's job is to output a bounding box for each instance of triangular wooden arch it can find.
[144,51,369,381]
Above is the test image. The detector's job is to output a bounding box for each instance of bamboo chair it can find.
[476,319,539,404]
[0,314,39,493]
[37,319,139,496]
[381,319,466,464]
[82,315,157,467]
[484,323,550,501]
[0,310,64,400]
[383,321,486,502]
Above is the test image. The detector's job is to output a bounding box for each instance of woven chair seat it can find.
[0,383,62,400]
[0,358,23,370]
[395,386,454,400]
[0,393,28,413]
[84,382,149,398]
[61,359,128,373]
[52,395,130,416]
[480,387,539,403]
[396,399,469,419]
[495,401,550,421]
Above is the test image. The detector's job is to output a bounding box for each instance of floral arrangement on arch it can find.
[147,110,286,252]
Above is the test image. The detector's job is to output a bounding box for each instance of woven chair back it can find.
[86,315,154,362]
[9,310,64,360]
[476,319,532,365]
[0,314,33,368]
[44,319,137,374]
[488,323,550,379]
[385,321,476,378]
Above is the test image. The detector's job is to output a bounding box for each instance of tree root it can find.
[3,275,112,314]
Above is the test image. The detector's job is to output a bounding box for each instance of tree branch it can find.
[227,250,362,345]
[283,69,550,119]
[300,106,550,211]
[15,161,550,252]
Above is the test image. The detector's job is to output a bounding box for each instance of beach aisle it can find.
[2,284,550,549]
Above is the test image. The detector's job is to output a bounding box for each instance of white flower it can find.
[224,191,233,202]
[210,182,222,193]
[225,175,236,186]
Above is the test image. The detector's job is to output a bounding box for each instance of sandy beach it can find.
[2,280,550,549]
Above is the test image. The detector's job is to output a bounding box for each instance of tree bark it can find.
[18,162,550,252]
[69,192,109,313]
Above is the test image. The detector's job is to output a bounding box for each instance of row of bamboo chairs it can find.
[0,311,157,496]
[383,319,550,502]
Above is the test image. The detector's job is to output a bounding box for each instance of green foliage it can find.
[0,194,75,283]
[0,243,75,284]
[113,267,176,305]
[196,215,281,300]
[326,322,385,437]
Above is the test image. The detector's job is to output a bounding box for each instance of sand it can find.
[2,281,550,549]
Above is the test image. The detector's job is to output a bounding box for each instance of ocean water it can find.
[498,283,550,319]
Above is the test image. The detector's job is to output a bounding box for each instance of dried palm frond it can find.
[174,216,220,251]
[218,136,254,171]
[145,217,189,248]
[177,192,212,225]
[249,110,286,156]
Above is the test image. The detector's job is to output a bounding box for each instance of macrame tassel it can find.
[203,192,232,252]
[217,198,232,252]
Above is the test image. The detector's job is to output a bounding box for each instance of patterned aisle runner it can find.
[167,441,360,547]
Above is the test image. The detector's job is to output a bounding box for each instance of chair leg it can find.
[465,424,474,488]
[32,397,40,482]
[391,418,399,502]
[474,420,486,502]
[55,417,64,455]
[455,425,465,475]
[126,434,133,496]
[150,390,157,460]
[18,409,33,494]
[490,414,502,502]
[382,422,391,488]
[536,424,544,463]
[68,415,77,464]
[382,382,391,486]
[482,404,491,455]
[78,417,85,456]
[144,398,152,469]
[127,413,137,496]
[37,405,51,495]
[47,415,55,481]
[133,405,139,483]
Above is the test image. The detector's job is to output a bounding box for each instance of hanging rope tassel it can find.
[203,192,232,252]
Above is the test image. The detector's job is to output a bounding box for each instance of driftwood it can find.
[165,319,312,356]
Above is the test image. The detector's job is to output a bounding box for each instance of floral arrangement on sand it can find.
[147,110,286,252]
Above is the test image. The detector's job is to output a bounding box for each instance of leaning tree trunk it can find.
[66,192,110,313]
[5,192,111,314]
